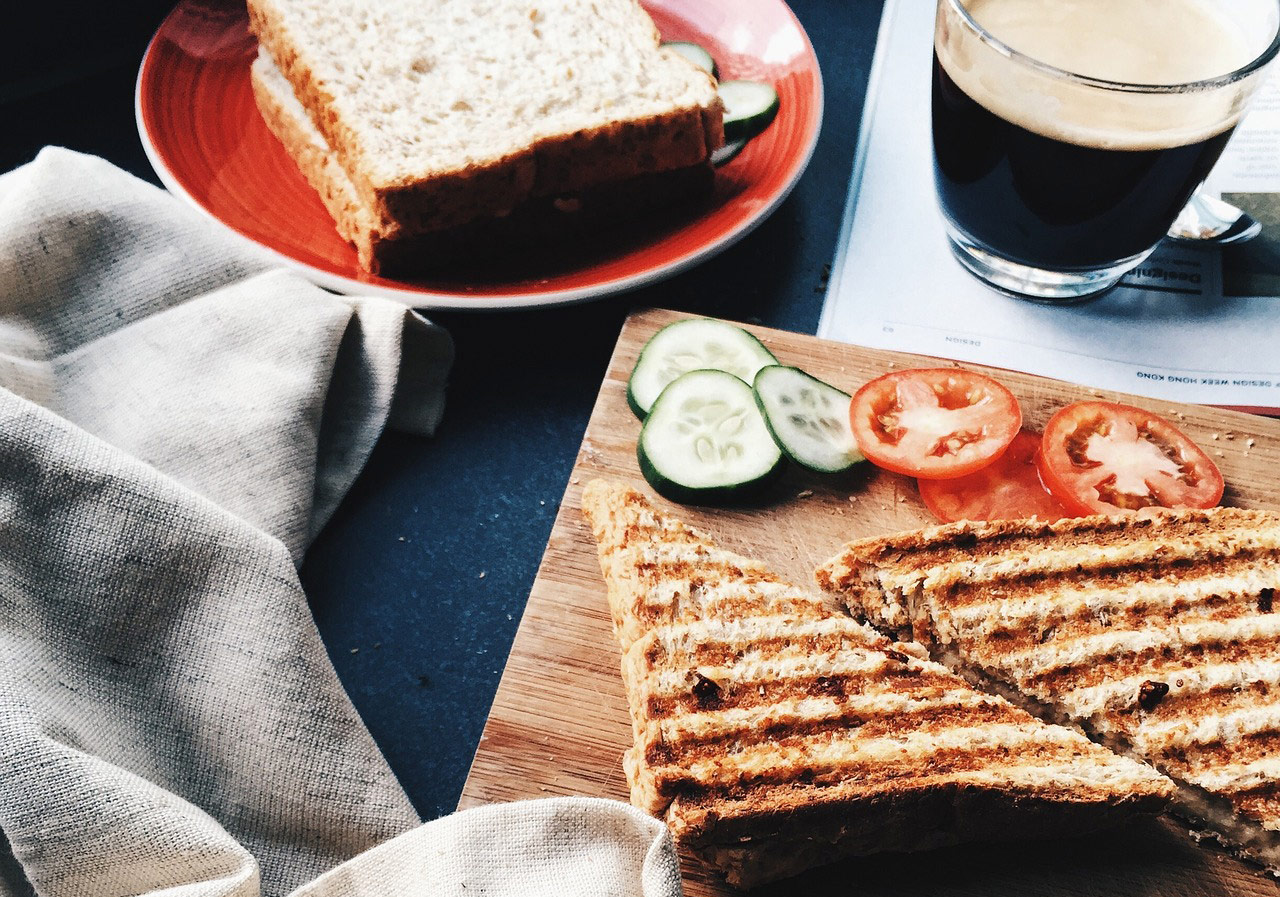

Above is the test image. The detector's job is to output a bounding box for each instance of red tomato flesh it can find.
[1037,401,1224,516]
[849,368,1022,479]
[919,430,1071,523]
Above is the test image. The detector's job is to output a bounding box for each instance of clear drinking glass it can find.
[932,0,1280,302]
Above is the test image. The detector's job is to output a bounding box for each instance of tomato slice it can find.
[1037,401,1224,516]
[919,430,1071,523]
[849,368,1022,479]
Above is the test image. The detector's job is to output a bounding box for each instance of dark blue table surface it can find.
[3,0,886,820]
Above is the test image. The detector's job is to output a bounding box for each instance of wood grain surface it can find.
[459,307,1280,896]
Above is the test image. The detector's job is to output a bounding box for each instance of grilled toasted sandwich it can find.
[582,480,1172,887]
[817,507,1280,873]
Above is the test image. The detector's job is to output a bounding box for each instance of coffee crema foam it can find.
[937,0,1264,150]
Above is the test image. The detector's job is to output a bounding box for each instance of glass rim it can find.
[943,0,1280,94]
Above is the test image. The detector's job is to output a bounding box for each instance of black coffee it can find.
[932,54,1235,270]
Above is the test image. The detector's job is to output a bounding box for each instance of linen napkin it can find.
[0,149,681,897]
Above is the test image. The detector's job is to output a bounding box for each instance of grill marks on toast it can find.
[640,669,969,731]
[582,481,833,650]
[818,507,1280,853]
[956,581,1269,653]
[617,548,831,638]
[1065,660,1280,725]
[634,619,1015,766]
[583,481,1173,886]
[627,612,1158,830]
[657,720,1105,797]
[650,690,1012,759]
[854,508,1280,575]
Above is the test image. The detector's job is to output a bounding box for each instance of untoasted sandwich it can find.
[582,480,1172,887]
[246,0,723,273]
[817,508,1280,873]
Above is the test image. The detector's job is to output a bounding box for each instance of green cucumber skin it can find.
[637,367,785,505]
[626,319,778,419]
[662,41,719,80]
[711,139,748,167]
[723,118,762,145]
[755,393,855,474]
[719,81,780,143]
[753,366,863,474]
[626,381,649,419]
[637,440,785,506]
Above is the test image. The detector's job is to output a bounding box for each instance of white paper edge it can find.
[817,0,904,339]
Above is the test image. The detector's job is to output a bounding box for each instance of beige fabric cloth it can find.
[0,149,681,897]
[293,799,681,897]
[0,148,451,561]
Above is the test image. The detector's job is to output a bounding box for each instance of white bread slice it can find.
[251,50,716,274]
[250,49,396,268]
[247,0,724,237]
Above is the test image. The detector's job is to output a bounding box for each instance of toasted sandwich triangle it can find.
[817,509,1280,875]
[582,480,1172,888]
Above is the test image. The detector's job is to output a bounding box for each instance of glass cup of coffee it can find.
[933,0,1280,302]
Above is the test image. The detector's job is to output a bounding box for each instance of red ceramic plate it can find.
[136,0,822,310]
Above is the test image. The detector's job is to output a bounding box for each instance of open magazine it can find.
[819,0,1280,413]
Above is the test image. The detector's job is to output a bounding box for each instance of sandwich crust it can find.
[250,51,397,259]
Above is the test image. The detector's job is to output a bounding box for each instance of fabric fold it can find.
[0,147,454,561]
[0,148,681,897]
[0,389,417,897]
[289,798,683,897]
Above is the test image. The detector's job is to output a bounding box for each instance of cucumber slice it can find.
[719,80,780,144]
[663,41,718,79]
[639,370,784,504]
[753,366,864,473]
[711,138,748,167]
[627,318,778,418]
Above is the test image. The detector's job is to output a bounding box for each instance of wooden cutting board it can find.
[459,307,1280,896]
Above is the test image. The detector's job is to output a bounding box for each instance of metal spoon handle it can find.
[1167,188,1263,245]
